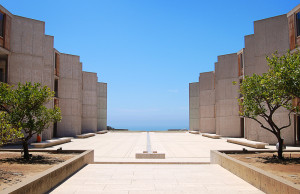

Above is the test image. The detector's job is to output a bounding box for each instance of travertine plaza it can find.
[0,5,107,141]
[190,4,300,145]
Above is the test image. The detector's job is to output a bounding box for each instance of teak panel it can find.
[4,14,11,50]
[288,15,296,50]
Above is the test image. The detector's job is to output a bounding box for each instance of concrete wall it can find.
[9,15,55,140]
[244,14,295,145]
[82,71,98,133]
[0,5,108,140]
[189,82,200,131]
[199,71,215,133]
[215,53,241,137]
[57,53,82,137]
[97,82,107,131]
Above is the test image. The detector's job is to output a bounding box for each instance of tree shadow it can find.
[259,155,300,165]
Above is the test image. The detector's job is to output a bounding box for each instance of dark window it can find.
[0,12,3,37]
[297,12,300,37]
[54,79,58,97]
[0,59,7,83]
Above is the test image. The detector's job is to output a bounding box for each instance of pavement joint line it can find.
[92,162,211,164]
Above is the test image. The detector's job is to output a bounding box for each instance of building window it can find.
[297,12,300,37]
[0,12,3,37]
[55,53,60,76]
[0,59,7,83]
[54,79,58,97]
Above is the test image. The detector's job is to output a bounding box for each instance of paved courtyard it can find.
[48,131,297,163]
[50,164,263,194]
[46,132,300,193]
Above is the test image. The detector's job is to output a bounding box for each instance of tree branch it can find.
[279,111,292,130]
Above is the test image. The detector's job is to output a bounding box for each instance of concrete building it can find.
[199,71,215,134]
[189,4,300,145]
[82,71,98,133]
[97,82,107,131]
[0,4,107,141]
[189,82,200,131]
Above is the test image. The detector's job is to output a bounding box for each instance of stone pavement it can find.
[48,131,299,163]
[46,132,300,193]
[50,164,263,194]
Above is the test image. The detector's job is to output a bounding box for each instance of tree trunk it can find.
[22,141,30,160]
[277,135,283,159]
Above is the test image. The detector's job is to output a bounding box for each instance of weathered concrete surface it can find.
[244,14,294,145]
[189,82,200,131]
[215,53,240,137]
[82,71,98,133]
[211,150,300,194]
[97,82,107,131]
[58,53,82,137]
[9,15,54,140]
[3,150,94,194]
[199,71,215,133]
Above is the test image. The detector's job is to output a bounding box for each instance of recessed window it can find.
[54,79,58,97]
[296,12,300,37]
[0,59,7,83]
[0,12,3,37]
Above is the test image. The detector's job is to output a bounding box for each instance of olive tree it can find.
[0,82,61,160]
[238,51,299,159]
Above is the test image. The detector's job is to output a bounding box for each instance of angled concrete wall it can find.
[215,53,241,137]
[189,82,200,131]
[199,72,215,133]
[244,14,294,144]
[57,53,82,137]
[9,15,55,140]
[82,71,98,133]
[97,82,107,131]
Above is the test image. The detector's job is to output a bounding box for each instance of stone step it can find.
[96,130,108,134]
[76,133,95,138]
[189,130,200,134]
[202,133,221,139]
[227,138,268,149]
[31,137,71,148]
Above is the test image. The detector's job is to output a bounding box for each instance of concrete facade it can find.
[215,54,240,137]
[97,82,107,131]
[0,4,107,141]
[57,53,83,137]
[189,4,300,145]
[199,71,215,133]
[82,71,98,133]
[243,14,294,144]
[189,82,200,131]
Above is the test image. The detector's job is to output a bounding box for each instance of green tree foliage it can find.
[238,51,299,159]
[266,51,300,98]
[0,112,23,146]
[0,82,62,160]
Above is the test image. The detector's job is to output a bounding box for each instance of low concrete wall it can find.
[2,150,94,194]
[210,150,300,194]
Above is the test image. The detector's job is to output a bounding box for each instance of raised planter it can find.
[1,149,94,194]
[211,150,300,194]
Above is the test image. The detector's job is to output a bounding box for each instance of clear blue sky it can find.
[1,1,299,130]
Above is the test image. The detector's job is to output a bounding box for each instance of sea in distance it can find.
[121,128,188,132]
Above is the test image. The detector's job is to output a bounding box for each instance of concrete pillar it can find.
[189,82,200,131]
[97,82,107,131]
[199,72,215,133]
[82,71,98,133]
